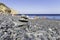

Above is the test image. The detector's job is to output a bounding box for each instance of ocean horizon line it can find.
[15,14,60,16]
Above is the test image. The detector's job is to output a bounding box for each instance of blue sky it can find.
[0,0,60,14]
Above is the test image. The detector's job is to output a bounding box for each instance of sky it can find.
[0,0,60,14]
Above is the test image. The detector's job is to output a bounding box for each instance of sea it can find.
[15,14,60,20]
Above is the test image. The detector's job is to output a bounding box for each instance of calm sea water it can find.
[15,14,60,20]
[16,14,60,16]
